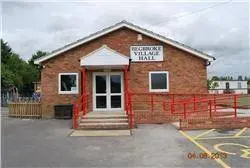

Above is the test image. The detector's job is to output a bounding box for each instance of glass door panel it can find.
[95,75,107,110]
[96,96,107,108]
[111,96,121,108]
[110,75,121,93]
[110,74,122,109]
[95,75,106,93]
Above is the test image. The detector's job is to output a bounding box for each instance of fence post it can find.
[209,100,212,118]
[183,103,187,119]
[234,95,237,118]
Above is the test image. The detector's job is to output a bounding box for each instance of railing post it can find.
[213,94,216,114]
[73,104,79,129]
[151,94,154,113]
[124,68,128,115]
[193,94,196,112]
[84,69,88,114]
[209,100,212,118]
[163,102,166,112]
[183,103,187,119]
[171,94,175,114]
[81,67,86,115]
[128,91,133,128]
[234,95,237,118]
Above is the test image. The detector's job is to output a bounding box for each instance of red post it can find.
[84,69,88,114]
[193,94,196,112]
[209,100,212,118]
[171,94,175,114]
[213,94,216,114]
[234,95,237,118]
[73,104,79,129]
[163,102,166,111]
[124,67,129,115]
[183,103,187,119]
[151,94,154,113]
[128,91,134,128]
[72,105,75,129]
[81,68,85,114]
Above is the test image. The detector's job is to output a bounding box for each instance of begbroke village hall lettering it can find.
[130,45,163,62]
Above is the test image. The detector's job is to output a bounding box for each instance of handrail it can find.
[72,94,85,129]
[127,91,134,128]
[128,93,249,121]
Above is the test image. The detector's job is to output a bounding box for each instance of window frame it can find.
[58,73,79,94]
[149,71,169,92]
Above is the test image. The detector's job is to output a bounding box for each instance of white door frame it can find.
[93,72,124,112]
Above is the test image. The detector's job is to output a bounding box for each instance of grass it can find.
[217,96,250,109]
[238,96,250,106]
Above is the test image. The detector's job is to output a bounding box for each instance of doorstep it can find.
[70,130,131,137]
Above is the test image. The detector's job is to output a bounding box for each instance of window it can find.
[58,73,79,94]
[238,82,242,89]
[225,82,230,90]
[149,71,169,92]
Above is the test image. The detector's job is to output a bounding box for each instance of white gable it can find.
[80,45,129,69]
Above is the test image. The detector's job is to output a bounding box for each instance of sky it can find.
[1,0,249,78]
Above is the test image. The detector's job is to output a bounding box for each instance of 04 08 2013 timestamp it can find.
[187,152,227,160]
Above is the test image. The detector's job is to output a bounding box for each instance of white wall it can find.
[209,80,248,94]
[213,81,247,89]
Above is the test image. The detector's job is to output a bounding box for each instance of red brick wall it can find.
[41,27,208,118]
[180,117,250,130]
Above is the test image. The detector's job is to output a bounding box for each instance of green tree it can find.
[28,50,47,65]
[211,76,220,81]
[1,39,12,64]
[1,39,41,95]
[207,79,219,89]
[28,50,47,79]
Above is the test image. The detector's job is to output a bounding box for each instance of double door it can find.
[93,72,123,111]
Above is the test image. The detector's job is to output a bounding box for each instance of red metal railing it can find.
[73,95,83,129]
[128,93,250,121]
[127,91,135,128]
[72,93,89,129]
[124,66,135,128]
[72,68,88,129]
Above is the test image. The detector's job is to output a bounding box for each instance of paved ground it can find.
[1,107,249,168]
[181,128,250,168]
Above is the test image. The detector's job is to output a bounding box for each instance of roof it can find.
[34,20,215,64]
[80,45,129,69]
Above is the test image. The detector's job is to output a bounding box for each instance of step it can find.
[80,118,128,123]
[78,122,129,130]
[83,113,127,119]
[70,130,131,137]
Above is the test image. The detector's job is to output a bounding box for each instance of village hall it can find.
[34,20,215,130]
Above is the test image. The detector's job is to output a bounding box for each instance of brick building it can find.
[34,21,215,124]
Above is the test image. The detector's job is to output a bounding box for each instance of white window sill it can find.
[58,91,79,94]
[149,89,169,92]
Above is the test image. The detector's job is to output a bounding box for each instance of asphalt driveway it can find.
[1,107,217,168]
